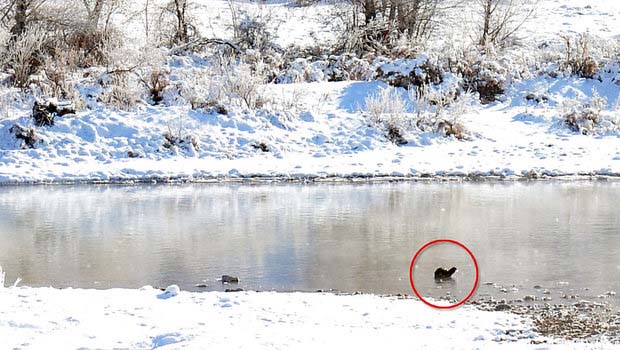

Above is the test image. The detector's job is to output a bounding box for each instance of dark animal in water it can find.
[434,267,457,281]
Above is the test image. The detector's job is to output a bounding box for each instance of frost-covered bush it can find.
[459,59,507,104]
[364,86,408,144]
[163,130,199,156]
[219,59,267,109]
[174,66,221,109]
[409,85,472,141]
[376,54,443,89]
[1,26,47,88]
[276,58,326,83]
[363,83,473,144]
[236,15,277,53]
[174,56,267,110]
[99,72,141,111]
[325,54,373,81]
[276,54,373,84]
[561,91,619,135]
[560,34,599,79]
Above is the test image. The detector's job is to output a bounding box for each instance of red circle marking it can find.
[409,239,479,309]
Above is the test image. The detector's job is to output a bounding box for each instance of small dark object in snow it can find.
[525,93,549,104]
[495,304,511,311]
[127,150,141,158]
[434,267,457,281]
[221,275,239,283]
[387,125,408,145]
[195,284,208,288]
[32,99,76,127]
[252,142,269,152]
[9,124,39,149]
[225,288,244,292]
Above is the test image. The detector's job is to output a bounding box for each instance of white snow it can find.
[1,78,619,183]
[0,1,619,183]
[0,286,608,349]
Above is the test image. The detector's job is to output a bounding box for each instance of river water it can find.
[0,182,618,308]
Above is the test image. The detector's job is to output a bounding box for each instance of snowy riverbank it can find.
[0,286,612,349]
[1,80,619,185]
[0,1,619,184]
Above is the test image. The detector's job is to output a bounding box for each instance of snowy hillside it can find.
[0,0,619,183]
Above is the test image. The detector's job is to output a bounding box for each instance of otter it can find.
[434,267,457,281]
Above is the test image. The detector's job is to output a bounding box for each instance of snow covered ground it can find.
[0,0,619,183]
[0,285,611,350]
[0,78,618,183]
[1,2,620,348]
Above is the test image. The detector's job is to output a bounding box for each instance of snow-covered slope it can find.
[1,79,618,183]
[0,0,619,183]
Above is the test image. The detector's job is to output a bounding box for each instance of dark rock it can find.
[225,288,244,292]
[195,284,208,288]
[252,142,269,152]
[495,304,511,311]
[221,275,239,283]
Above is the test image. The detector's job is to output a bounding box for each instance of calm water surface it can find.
[0,182,618,307]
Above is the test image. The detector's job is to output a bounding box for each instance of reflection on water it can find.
[0,182,618,307]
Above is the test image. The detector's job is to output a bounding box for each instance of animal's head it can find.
[448,267,457,274]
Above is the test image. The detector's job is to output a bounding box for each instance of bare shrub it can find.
[39,52,86,109]
[564,109,599,134]
[62,29,120,68]
[560,91,617,135]
[136,68,170,105]
[163,129,198,153]
[409,85,473,140]
[458,59,506,104]
[364,86,407,124]
[476,0,536,48]
[338,0,455,55]
[156,0,197,46]
[99,72,140,110]
[174,56,267,110]
[218,58,267,109]
[236,14,277,53]
[364,86,408,144]
[376,55,443,89]
[2,26,47,87]
[364,84,471,143]
[175,67,220,109]
[560,33,598,79]
[163,112,199,155]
